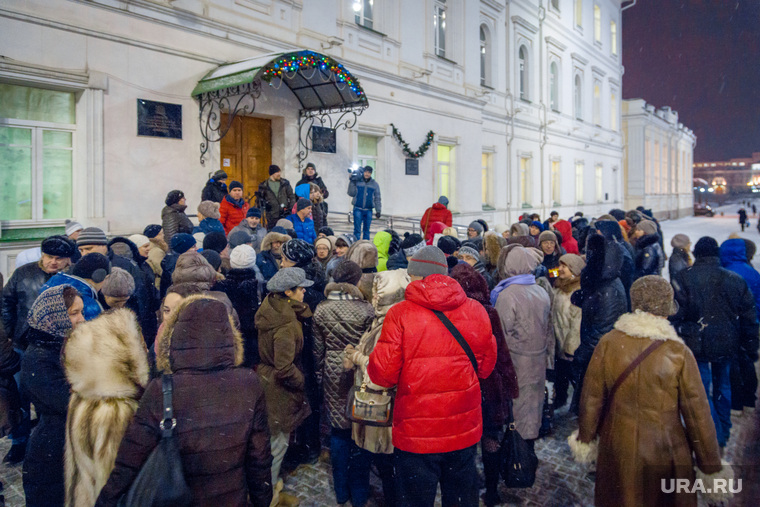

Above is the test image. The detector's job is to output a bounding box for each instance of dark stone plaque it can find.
[311,126,336,153]
[137,99,182,139]
[405,158,419,175]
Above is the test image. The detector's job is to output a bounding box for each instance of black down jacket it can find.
[214,268,260,366]
[670,256,759,363]
[571,234,627,366]
[634,234,665,279]
[1,262,53,349]
[161,203,194,244]
[668,247,691,281]
[313,283,374,429]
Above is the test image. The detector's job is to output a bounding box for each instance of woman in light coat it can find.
[492,245,552,441]
[551,254,585,410]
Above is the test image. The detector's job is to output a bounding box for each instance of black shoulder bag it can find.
[431,310,478,375]
[118,375,192,507]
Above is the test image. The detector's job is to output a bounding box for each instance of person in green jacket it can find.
[373,231,392,272]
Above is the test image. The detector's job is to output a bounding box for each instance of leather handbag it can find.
[499,399,539,488]
[118,375,192,507]
[346,380,395,427]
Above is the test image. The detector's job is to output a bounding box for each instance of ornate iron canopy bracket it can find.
[297,103,368,168]
[198,80,262,165]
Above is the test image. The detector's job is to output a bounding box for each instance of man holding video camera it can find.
[347,165,382,240]
[256,165,296,230]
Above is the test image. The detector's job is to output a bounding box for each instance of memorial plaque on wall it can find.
[405,158,419,175]
[137,99,182,139]
[311,126,336,153]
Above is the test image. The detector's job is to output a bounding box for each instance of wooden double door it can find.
[220,114,272,205]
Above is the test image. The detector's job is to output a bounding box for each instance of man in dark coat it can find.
[256,165,296,230]
[671,236,759,449]
[296,162,330,223]
[631,220,665,279]
[161,190,194,244]
[570,234,627,414]
[594,220,634,310]
[201,169,228,203]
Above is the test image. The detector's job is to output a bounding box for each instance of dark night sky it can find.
[622,0,760,162]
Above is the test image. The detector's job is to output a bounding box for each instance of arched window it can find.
[519,45,529,101]
[480,25,491,87]
[574,74,583,120]
[550,62,559,111]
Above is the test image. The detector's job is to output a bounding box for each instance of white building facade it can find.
[622,98,695,219]
[0,0,628,278]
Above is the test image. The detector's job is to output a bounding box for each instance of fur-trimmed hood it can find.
[261,231,291,252]
[346,240,379,270]
[64,308,149,400]
[372,269,410,314]
[613,310,683,342]
[155,295,244,374]
[483,231,505,267]
[324,282,364,299]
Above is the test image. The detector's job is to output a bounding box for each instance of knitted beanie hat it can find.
[101,267,135,298]
[230,245,257,270]
[197,200,221,220]
[296,198,312,212]
[128,234,150,249]
[170,233,196,254]
[165,190,185,207]
[281,239,315,267]
[64,219,84,237]
[247,207,262,218]
[41,235,76,258]
[630,275,677,317]
[27,285,75,338]
[143,224,162,238]
[77,227,108,247]
[269,165,281,175]
[333,260,363,286]
[559,253,586,276]
[203,231,227,253]
[693,237,720,258]
[538,230,557,246]
[407,245,448,278]
[315,236,334,252]
[458,246,480,259]
[468,221,484,234]
[319,226,335,237]
[229,181,243,191]
[438,196,449,207]
[72,253,111,283]
[401,233,425,257]
[671,234,690,249]
[437,235,461,255]
[200,249,222,271]
[276,219,294,230]
[228,230,253,249]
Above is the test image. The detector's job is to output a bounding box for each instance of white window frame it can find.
[594,4,602,45]
[574,73,583,120]
[518,45,530,101]
[575,0,583,28]
[551,158,561,206]
[610,89,618,131]
[610,20,618,56]
[595,164,603,203]
[480,24,492,87]
[354,0,375,30]
[482,151,494,209]
[575,161,584,205]
[436,142,454,207]
[593,79,601,126]
[549,61,560,112]
[357,133,379,183]
[434,0,447,58]
[519,154,532,207]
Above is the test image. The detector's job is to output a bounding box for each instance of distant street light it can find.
[352,1,362,12]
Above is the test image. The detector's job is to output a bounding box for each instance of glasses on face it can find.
[316,246,329,252]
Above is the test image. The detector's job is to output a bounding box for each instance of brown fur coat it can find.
[64,309,149,507]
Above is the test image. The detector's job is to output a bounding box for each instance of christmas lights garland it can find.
[390,124,435,159]
[260,51,365,100]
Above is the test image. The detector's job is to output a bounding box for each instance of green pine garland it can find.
[390,124,435,159]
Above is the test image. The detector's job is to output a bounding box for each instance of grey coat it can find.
[313,283,374,429]
[229,221,268,253]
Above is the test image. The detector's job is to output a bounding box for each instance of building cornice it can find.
[511,16,538,35]
[571,52,589,66]
[544,36,567,51]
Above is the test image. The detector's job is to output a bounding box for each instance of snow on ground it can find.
[659,199,760,272]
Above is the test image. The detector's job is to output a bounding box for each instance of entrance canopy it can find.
[193,49,369,165]
[192,50,368,112]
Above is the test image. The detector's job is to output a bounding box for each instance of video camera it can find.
[347,164,366,181]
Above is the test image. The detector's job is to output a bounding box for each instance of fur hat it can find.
[319,226,335,237]
[637,220,658,237]
[128,234,150,249]
[630,275,677,317]
[170,233,195,254]
[165,190,184,207]
[77,227,108,247]
[437,235,461,255]
[200,249,222,271]
[211,169,227,181]
[281,239,315,267]
[671,234,690,249]
[407,245,448,278]
[230,245,257,270]
[197,201,221,220]
[269,164,281,175]
[608,208,626,221]
[64,219,84,237]
[172,251,216,285]
[559,253,585,276]
[510,223,530,237]
[228,181,243,191]
[101,267,135,298]
[228,230,252,249]
[247,207,262,218]
[276,219,294,230]
[202,231,227,253]
[694,237,720,258]
[72,253,110,283]
[346,240,379,270]
[41,235,76,258]
[143,224,162,238]
[296,198,312,212]
[333,260,363,285]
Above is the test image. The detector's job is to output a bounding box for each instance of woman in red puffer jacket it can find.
[553,219,579,255]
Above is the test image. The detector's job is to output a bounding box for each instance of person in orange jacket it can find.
[220,181,250,234]
[420,196,453,244]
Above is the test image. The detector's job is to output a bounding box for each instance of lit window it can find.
[358,134,379,183]
[0,83,75,222]
[610,91,617,130]
[575,162,584,205]
[610,20,618,55]
[520,157,532,206]
[550,62,559,111]
[519,46,529,101]
[596,164,603,202]
[354,0,374,30]
[551,160,561,205]
[575,0,582,27]
[437,144,453,203]
[594,5,601,43]
[434,0,446,58]
[574,74,583,120]
[593,81,601,126]
[482,153,493,208]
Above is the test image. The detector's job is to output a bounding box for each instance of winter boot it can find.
[482,449,502,506]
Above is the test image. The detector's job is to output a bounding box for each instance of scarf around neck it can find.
[225,194,245,208]
[490,273,536,306]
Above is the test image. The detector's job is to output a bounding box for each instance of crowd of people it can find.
[0,164,756,507]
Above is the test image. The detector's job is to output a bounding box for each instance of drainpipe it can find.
[621,0,637,12]
[507,91,515,227]
[538,1,547,219]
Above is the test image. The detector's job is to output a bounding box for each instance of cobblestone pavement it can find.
[1,397,757,506]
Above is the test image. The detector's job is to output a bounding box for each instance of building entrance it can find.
[220,114,272,205]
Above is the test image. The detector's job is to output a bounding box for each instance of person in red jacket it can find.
[420,196,453,243]
[220,181,250,234]
[367,246,497,507]
[553,219,579,255]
